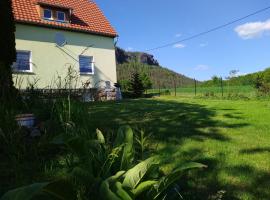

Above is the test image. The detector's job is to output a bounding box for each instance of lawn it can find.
[86,96,270,200]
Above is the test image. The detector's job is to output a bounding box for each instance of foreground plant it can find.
[1,126,206,200]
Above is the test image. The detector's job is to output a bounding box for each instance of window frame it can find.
[13,50,33,73]
[56,11,66,22]
[79,55,95,75]
[43,9,53,20]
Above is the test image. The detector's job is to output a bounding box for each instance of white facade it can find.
[13,24,117,89]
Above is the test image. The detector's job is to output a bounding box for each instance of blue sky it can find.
[95,0,270,81]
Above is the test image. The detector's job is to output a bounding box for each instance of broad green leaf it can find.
[99,171,125,200]
[123,157,158,189]
[114,126,134,170]
[132,180,158,197]
[107,171,126,183]
[96,129,105,144]
[0,180,76,200]
[1,183,49,200]
[114,182,133,200]
[153,162,206,199]
[100,180,122,200]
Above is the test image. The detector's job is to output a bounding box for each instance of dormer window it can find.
[38,3,71,23]
[57,11,65,22]
[43,9,52,20]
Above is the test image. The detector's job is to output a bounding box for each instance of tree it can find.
[119,79,132,92]
[140,73,152,93]
[211,75,221,86]
[130,72,144,98]
[0,0,17,102]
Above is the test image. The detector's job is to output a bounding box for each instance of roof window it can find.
[43,9,52,20]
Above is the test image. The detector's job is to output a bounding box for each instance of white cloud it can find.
[235,19,270,39]
[175,33,182,37]
[194,65,210,71]
[173,43,185,48]
[126,47,134,51]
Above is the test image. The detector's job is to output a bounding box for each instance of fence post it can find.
[221,77,224,97]
[158,81,161,96]
[194,78,197,96]
[174,77,177,97]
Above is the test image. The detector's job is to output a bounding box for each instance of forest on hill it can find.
[202,68,270,87]
[115,47,195,90]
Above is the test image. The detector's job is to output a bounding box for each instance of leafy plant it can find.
[1,126,206,200]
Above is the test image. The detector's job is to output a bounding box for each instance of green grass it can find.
[85,97,270,200]
[148,85,256,98]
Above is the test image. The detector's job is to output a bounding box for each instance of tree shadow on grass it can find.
[240,147,270,154]
[223,164,270,200]
[86,98,260,199]
[88,99,246,142]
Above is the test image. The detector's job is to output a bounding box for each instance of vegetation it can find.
[201,68,270,95]
[130,72,145,98]
[0,0,17,102]
[148,85,256,99]
[117,63,194,90]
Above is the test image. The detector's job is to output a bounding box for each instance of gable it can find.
[12,0,117,37]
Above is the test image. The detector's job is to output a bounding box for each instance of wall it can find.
[14,24,117,89]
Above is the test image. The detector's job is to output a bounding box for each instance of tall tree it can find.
[0,0,17,102]
[140,73,152,93]
[130,72,144,98]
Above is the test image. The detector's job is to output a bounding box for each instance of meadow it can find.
[86,96,270,200]
[1,94,270,200]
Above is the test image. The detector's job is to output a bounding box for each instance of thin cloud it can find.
[194,65,210,71]
[175,33,182,37]
[235,19,270,39]
[173,43,185,48]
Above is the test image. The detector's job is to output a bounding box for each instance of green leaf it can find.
[114,126,135,170]
[114,182,133,200]
[107,171,126,183]
[1,183,49,200]
[96,129,105,144]
[132,180,158,197]
[123,157,158,189]
[99,172,128,200]
[100,180,122,200]
[153,162,206,199]
[0,180,76,200]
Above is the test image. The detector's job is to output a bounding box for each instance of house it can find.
[11,0,118,90]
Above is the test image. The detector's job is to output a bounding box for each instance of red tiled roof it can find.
[12,0,118,37]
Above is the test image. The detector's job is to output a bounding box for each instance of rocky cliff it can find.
[116,47,159,66]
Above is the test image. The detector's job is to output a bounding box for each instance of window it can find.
[79,56,94,74]
[13,51,32,72]
[43,9,52,19]
[57,11,65,22]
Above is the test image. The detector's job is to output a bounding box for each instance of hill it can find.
[115,47,194,89]
[201,68,270,87]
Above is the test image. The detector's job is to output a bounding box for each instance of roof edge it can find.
[15,20,118,38]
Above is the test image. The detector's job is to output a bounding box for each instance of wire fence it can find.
[148,84,256,98]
